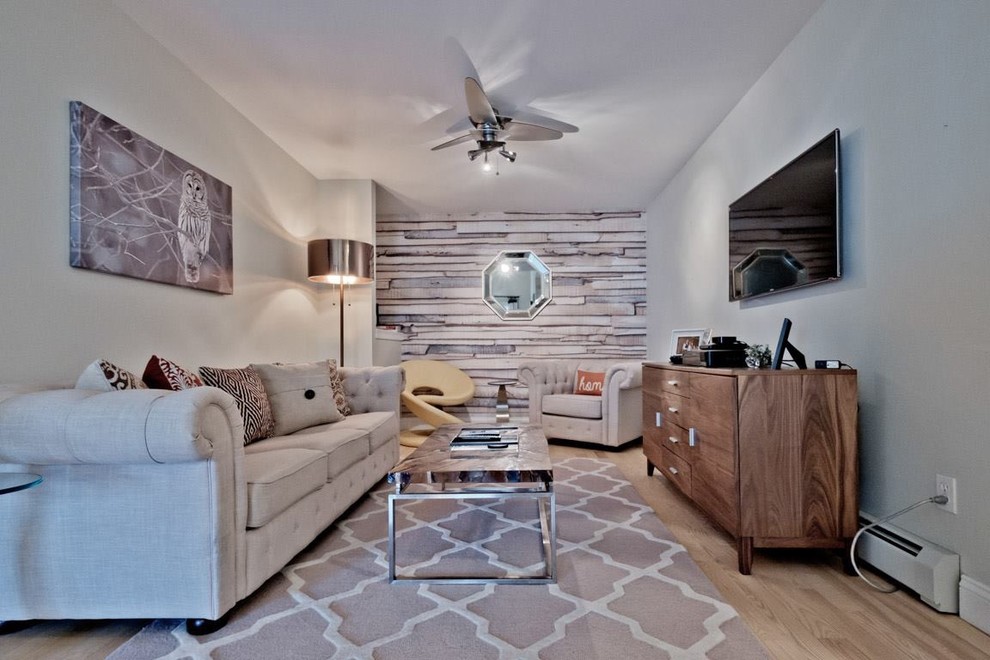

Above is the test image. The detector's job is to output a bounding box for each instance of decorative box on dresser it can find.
[642,362,858,574]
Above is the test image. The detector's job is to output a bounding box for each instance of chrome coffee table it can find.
[387,423,555,584]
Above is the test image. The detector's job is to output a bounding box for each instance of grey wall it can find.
[0,1,369,383]
[376,211,646,419]
[646,1,990,585]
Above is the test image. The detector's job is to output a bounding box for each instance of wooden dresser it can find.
[642,362,858,574]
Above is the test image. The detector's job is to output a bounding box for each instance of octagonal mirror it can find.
[482,250,552,320]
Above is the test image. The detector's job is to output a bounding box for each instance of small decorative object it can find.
[669,328,712,357]
[70,101,233,293]
[745,344,772,369]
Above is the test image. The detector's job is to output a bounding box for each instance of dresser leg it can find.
[646,460,655,476]
[842,537,856,575]
[738,537,753,575]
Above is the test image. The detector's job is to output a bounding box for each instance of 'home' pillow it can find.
[143,355,203,391]
[573,369,606,396]
[75,359,147,391]
[199,365,275,444]
[251,361,344,436]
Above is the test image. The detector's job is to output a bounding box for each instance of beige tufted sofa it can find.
[0,365,401,634]
[517,360,643,448]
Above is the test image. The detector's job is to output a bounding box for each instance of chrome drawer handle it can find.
[667,407,678,414]
[689,427,697,447]
[667,466,679,476]
[666,380,679,387]
[668,436,679,444]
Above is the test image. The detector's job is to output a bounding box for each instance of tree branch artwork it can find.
[69,101,233,294]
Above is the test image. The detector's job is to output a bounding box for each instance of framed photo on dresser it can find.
[669,328,712,356]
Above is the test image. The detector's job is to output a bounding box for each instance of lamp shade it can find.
[307,238,374,284]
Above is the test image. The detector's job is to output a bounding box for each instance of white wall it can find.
[647,0,990,586]
[0,0,374,381]
[314,180,376,366]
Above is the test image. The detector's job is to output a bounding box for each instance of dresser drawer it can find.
[658,390,690,429]
[660,447,692,497]
[660,422,691,460]
[645,367,690,396]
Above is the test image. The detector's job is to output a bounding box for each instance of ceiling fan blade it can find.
[501,120,564,142]
[430,133,478,151]
[464,77,498,127]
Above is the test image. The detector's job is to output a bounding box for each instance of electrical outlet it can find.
[936,474,958,514]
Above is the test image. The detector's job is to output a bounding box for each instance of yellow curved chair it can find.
[400,359,476,447]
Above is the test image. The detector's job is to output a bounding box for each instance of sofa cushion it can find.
[252,361,344,436]
[325,411,398,452]
[247,426,370,482]
[543,393,603,420]
[243,448,327,528]
[75,359,147,391]
[199,365,276,444]
[142,355,203,391]
[574,369,606,396]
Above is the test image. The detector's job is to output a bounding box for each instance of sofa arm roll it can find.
[0,386,242,465]
[340,365,404,415]
[603,362,643,394]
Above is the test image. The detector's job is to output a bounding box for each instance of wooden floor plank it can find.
[3,442,987,659]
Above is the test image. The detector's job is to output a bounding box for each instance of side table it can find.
[488,379,516,424]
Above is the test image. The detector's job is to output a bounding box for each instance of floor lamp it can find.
[307,238,374,367]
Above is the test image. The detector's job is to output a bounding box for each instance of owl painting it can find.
[70,102,233,293]
[177,169,212,283]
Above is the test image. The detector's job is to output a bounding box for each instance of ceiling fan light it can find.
[481,152,493,172]
[499,148,516,163]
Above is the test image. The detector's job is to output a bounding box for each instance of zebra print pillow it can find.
[199,365,276,444]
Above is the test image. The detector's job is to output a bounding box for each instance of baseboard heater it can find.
[857,512,960,613]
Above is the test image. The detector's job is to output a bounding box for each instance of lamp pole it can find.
[307,238,374,368]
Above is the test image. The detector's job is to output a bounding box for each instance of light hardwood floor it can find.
[4,442,988,659]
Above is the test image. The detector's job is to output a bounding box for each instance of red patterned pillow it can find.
[574,369,606,396]
[75,359,147,391]
[199,365,276,444]
[143,355,203,391]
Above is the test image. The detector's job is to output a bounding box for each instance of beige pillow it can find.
[252,361,344,436]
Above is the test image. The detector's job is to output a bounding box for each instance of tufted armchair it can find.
[517,360,643,448]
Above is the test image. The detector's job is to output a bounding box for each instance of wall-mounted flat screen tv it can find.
[729,129,841,301]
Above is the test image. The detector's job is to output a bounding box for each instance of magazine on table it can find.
[450,427,519,449]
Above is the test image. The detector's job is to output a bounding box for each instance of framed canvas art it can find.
[69,101,233,293]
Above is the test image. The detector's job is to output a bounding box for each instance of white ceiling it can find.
[113,0,823,214]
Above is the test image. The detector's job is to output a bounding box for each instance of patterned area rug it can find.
[109,457,766,659]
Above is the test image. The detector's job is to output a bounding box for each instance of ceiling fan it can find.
[431,77,566,169]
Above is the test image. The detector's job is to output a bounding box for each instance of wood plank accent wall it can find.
[376,211,646,421]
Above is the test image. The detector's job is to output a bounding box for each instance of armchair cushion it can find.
[543,393,602,420]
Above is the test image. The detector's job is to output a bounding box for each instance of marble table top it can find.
[389,423,553,488]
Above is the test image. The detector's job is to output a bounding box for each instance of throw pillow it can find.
[199,365,276,444]
[75,359,147,391]
[251,361,344,436]
[574,369,606,396]
[143,355,203,391]
[327,359,351,417]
